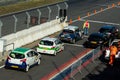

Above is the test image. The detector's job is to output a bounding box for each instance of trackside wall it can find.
[1,19,68,51]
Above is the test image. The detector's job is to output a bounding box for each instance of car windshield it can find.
[9,52,25,59]
[62,29,74,34]
[88,35,103,41]
[39,40,53,46]
[99,28,111,33]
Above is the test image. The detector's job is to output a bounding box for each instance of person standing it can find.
[109,44,118,66]
[83,20,90,35]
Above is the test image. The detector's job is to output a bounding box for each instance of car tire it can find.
[54,51,57,56]
[61,46,64,51]
[81,35,84,39]
[37,58,41,65]
[25,65,29,72]
[72,39,76,44]
[4,65,9,69]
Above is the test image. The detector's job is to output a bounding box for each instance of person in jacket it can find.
[109,44,118,66]
[83,20,90,35]
[117,41,120,51]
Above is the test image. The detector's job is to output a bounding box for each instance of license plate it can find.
[43,48,48,50]
[11,65,18,68]
[91,41,97,44]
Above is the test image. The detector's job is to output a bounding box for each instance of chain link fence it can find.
[0,1,68,37]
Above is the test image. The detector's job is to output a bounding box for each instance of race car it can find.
[59,25,84,43]
[84,32,109,49]
[99,25,118,41]
[104,39,120,60]
[36,37,64,55]
[5,47,41,72]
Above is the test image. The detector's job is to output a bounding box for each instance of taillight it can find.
[38,43,40,46]
[106,48,109,50]
[7,56,11,60]
[51,46,55,49]
[20,59,26,62]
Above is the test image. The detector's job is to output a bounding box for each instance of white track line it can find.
[0,65,5,68]
[72,4,120,26]
[65,43,83,47]
[81,19,120,25]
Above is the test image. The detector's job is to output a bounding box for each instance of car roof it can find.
[12,47,30,54]
[90,32,104,37]
[64,25,79,31]
[112,39,120,43]
[41,37,57,42]
[110,39,120,46]
[100,25,114,29]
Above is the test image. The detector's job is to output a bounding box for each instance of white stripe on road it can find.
[0,65,5,68]
[72,4,120,26]
[81,19,120,25]
[65,43,84,47]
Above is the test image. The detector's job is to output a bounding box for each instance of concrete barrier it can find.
[1,19,68,51]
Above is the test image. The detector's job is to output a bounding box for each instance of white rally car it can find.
[36,37,64,55]
[5,47,41,72]
[104,39,120,60]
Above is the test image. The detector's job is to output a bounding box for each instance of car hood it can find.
[60,33,74,38]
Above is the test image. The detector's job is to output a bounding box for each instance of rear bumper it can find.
[5,60,27,69]
[60,38,72,43]
[37,48,55,54]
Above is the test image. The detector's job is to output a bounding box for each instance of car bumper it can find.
[87,42,99,48]
[60,38,73,42]
[5,61,27,69]
[37,48,55,54]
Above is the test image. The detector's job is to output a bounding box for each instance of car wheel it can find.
[100,45,103,50]
[25,65,29,72]
[72,39,76,44]
[81,35,84,39]
[4,65,9,69]
[54,51,57,56]
[37,58,41,65]
[61,46,64,51]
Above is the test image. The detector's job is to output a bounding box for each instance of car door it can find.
[26,52,34,66]
[31,51,39,64]
[75,29,81,39]
[55,39,62,52]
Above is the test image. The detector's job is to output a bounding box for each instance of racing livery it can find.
[5,48,41,72]
[36,37,64,55]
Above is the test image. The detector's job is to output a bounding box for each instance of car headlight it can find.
[99,41,103,43]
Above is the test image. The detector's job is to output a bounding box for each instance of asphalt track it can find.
[0,0,120,80]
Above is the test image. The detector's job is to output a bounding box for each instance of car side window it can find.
[112,27,115,33]
[76,29,79,32]
[55,40,58,45]
[27,52,33,57]
[31,51,38,56]
[55,39,62,45]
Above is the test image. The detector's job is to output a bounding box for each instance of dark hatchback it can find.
[99,25,118,40]
[59,26,83,43]
[84,32,109,48]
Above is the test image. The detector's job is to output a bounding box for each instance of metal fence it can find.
[70,47,101,80]
[0,1,68,37]
[50,47,102,80]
